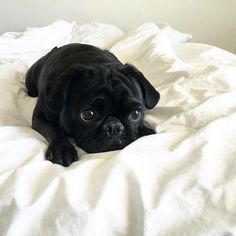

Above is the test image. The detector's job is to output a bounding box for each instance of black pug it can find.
[25,43,160,166]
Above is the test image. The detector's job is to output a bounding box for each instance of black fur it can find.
[25,43,160,166]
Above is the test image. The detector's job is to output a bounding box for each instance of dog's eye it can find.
[129,110,142,120]
[80,110,96,122]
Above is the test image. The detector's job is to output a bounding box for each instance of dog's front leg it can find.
[32,103,78,166]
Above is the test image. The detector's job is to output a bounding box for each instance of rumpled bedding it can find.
[0,20,236,236]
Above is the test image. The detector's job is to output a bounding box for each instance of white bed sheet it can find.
[0,20,236,236]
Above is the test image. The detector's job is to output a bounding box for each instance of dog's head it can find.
[44,63,160,153]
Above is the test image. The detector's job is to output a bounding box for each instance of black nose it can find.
[103,117,124,137]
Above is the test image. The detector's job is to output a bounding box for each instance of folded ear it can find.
[45,64,93,114]
[121,64,160,109]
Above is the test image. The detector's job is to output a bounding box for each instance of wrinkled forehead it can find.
[99,73,142,100]
[104,73,143,107]
[70,68,144,108]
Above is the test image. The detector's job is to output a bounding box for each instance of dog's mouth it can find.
[75,135,135,153]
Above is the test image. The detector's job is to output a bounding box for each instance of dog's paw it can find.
[46,141,79,167]
[139,125,156,137]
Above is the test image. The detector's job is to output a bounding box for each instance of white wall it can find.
[1,0,236,53]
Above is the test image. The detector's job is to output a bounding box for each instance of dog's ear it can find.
[121,64,160,109]
[45,64,93,114]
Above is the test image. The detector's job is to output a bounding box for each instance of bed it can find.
[0,20,236,236]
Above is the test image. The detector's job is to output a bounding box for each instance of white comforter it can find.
[0,20,236,236]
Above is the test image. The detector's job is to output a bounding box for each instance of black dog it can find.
[25,43,160,166]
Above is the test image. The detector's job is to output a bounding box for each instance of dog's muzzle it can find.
[102,116,124,139]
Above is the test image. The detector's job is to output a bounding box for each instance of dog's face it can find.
[45,63,160,153]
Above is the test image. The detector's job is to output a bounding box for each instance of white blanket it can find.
[0,20,236,236]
